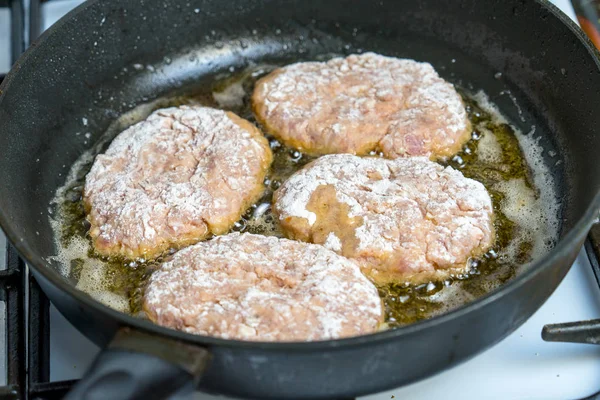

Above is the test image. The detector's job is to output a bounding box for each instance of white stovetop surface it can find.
[2,0,599,398]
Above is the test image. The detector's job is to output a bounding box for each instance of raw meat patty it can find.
[252,52,470,159]
[273,154,494,283]
[84,106,272,259]
[143,233,383,341]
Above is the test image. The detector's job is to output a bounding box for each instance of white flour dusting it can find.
[253,52,470,159]
[144,233,382,341]
[83,105,272,259]
[274,155,495,282]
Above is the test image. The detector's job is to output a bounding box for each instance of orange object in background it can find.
[578,15,600,48]
[572,0,600,49]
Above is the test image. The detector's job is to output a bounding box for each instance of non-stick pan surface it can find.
[1,0,600,398]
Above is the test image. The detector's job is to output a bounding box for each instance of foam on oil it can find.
[49,63,560,326]
[412,91,561,319]
[474,91,560,264]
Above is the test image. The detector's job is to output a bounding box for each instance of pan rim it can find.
[1,0,600,351]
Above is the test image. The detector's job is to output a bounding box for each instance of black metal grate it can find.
[0,1,77,398]
[0,245,26,400]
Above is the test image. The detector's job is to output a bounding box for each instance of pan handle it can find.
[586,223,600,288]
[64,327,211,400]
[542,319,600,344]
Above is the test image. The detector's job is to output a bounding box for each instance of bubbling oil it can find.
[49,63,559,326]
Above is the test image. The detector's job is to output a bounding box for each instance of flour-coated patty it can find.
[252,52,470,159]
[143,233,383,341]
[84,106,272,259]
[273,154,494,283]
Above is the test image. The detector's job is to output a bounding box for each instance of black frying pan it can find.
[1,0,600,399]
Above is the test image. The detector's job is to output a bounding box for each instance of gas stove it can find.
[0,1,599,399]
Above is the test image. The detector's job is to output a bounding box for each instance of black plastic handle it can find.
[542,319,600,345]
[544,222,600,346]
[65,327,211,400]
[64,348,194,400]
[586,223,600,288]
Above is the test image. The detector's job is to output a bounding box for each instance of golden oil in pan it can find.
[51,63,558,325]
[379,94,539,326]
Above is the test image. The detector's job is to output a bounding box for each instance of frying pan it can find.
[0,0,599,399]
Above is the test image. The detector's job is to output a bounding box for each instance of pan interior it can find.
[48,39,561,327]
